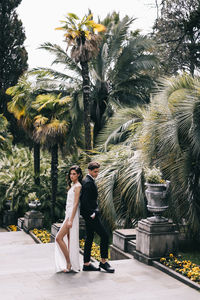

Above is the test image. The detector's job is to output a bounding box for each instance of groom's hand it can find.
[90,212,95,219]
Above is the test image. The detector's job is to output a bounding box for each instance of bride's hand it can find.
[67,220,72,228]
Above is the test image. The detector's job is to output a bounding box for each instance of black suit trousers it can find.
[83,215,109,263]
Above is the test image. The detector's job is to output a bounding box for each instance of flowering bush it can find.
[79,239,111,261]
[8,224,18,231]
[160,253,200,284]
[30,228,51,243]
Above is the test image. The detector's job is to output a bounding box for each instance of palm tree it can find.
[31,93,73,222]
[34,12,158,145]
[137,74,200,239]
[90,12,158,138]
[56,13,106,150]
[6,75,42,185]
[94,74,200,240]
[88,106,146,229]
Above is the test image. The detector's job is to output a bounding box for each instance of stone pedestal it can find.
[134,219,178,265]
[113,229,136,252]
[3,210,17,226]
[17,217,24,229]
[51,223,62,242]
[23,211,44,233]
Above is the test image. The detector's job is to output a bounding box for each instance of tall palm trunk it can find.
[80,61,92,150]
[33,142,40,185]
[51,143,58,222]
[93,82,109,139]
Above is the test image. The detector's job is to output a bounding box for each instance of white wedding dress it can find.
[55,183,80,272]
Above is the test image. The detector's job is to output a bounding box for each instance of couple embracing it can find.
[55,162,114,273]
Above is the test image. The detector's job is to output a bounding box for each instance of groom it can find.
[80,161,115,273]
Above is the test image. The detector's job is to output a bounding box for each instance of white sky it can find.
[17,0,158,70]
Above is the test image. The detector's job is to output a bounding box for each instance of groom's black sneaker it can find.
[83,263,100,271]
[99,262,115,273]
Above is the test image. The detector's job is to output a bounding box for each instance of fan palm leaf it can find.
[116,151,146,226]
[96,106,146,150]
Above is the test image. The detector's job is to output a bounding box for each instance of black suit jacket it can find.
[80,175,99,219]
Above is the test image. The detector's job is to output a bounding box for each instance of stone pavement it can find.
[0,231,35,246]
[0,231,199,300]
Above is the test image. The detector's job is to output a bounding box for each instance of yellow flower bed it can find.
[30,230,111,261]
[30,228,51,243]
[8,225,18,231]
[79,239,111,261]
[160,253,200,284]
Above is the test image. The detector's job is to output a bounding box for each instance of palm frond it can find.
[31,67,81,84]
[97,166,118,230]
[106,16,135,66]
[115,151,146,226]
[39,42,82,75]
[96,106,145,149]
[33,119,68,146]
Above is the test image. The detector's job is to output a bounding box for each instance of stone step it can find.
[127,239,136,255]
[110,244,133,260]
[112,228,136,252]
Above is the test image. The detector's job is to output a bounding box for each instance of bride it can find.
[55,165,82,273]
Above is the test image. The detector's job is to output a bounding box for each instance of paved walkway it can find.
[0,231,199,300]
[0,230,35,246]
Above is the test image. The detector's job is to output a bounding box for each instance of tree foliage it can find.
[0,114,12,154]
[35,12,158,145]
[153,0,200,75]
[94,74,200,240]
[0,145,70,227]
[90,12,158,138]
[0,0,28,142]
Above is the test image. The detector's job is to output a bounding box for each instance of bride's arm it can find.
[67,185,81,228]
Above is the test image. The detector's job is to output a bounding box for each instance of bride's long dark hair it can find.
[67,165,83,188]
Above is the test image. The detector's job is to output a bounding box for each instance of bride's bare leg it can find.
[67,231,71,270]
[56,223,71,271]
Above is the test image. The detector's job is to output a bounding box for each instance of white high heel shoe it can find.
[63,263,72,273]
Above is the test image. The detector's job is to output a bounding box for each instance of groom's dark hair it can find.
[88,161,100,170]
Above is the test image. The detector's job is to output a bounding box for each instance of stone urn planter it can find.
[145,180,170,223]
[135,167,178,263]
[23,199,44,232]
[28,200,41,212]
